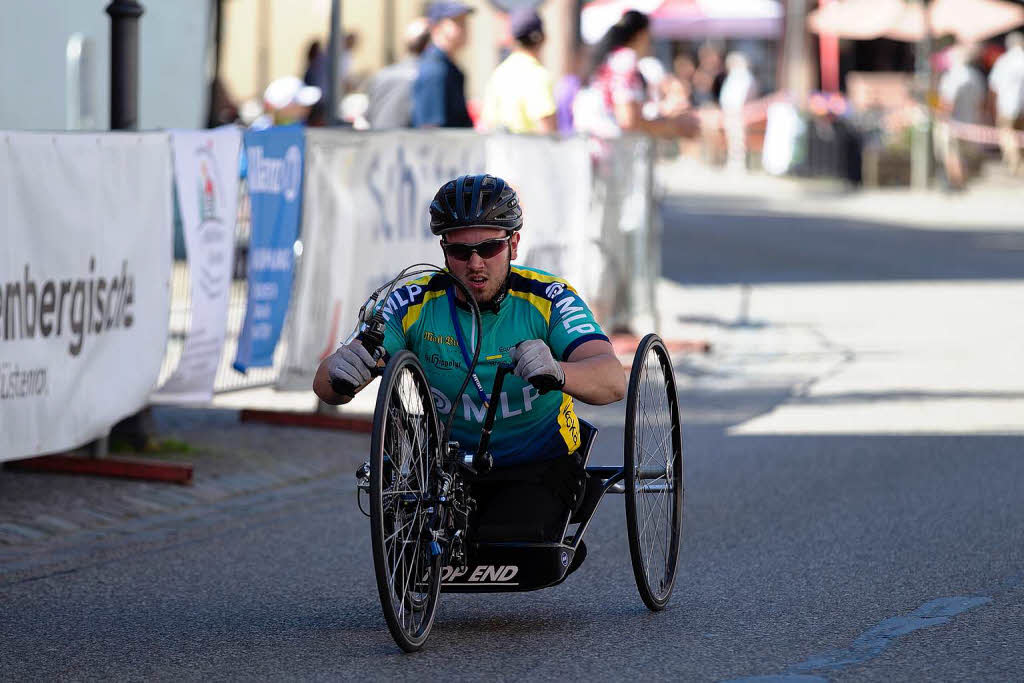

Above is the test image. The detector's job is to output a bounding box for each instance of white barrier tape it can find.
[947,119,1024,148]
[880,104,1024,148]
[701,92,786,129]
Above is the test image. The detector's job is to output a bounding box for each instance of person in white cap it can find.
[250,76,322,130]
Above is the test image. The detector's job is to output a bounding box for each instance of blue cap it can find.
[508,8,543,42]
[428,1,474,24]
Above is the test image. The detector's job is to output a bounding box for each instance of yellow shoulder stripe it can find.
[509,290,551,324]
[402,287,446,333]
[512,266,580,295]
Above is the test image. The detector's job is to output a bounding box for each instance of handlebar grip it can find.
[472,450,493,475]
[329,330,385,398]
[359,325,385,354]
[330,375,359,398]
[528,373,563,395]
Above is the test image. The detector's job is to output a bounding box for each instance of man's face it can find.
[445,13,469,52]
[442,227,520,303]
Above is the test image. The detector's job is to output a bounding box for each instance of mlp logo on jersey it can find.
[545,282,565,299]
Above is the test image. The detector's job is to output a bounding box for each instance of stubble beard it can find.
[450,254,510,305]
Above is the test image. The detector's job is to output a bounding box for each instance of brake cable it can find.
[349,263,483,446]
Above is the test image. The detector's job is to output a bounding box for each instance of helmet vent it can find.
[429,174,523,235]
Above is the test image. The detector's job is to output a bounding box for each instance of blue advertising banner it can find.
[233,124,304,372]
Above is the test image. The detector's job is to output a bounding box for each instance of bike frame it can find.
[433,365,644,594]
[356,356,670,594]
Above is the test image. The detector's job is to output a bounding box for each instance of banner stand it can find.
[5,450,193,485]
[239,408,372,433]
[7,411,194,485]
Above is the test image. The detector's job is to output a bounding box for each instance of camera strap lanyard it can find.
[448,287,490,408]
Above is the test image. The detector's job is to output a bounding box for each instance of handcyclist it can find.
[313,173,625,546]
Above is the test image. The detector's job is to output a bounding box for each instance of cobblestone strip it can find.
[0,406,369,552]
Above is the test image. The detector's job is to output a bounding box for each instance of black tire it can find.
[369,351,444,652]
[624,334,684,611]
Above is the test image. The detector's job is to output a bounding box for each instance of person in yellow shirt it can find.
[480,9,556,134]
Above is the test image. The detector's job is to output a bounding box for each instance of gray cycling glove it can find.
[326,341,377,394]
[511,339,565,390]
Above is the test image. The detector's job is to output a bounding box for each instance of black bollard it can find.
[106,0,152,454]
[106,0,144,130]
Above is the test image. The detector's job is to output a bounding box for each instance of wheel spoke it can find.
[397,505,422,630]
[395,506,422,629]
[384,516,415,544]
[641,468,669,578]
[638,429,672,469]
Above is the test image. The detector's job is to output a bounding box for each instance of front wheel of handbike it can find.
[369,350,444,651]
[624,334,684,611]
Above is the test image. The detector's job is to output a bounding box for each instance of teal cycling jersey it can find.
[378,265,609,465]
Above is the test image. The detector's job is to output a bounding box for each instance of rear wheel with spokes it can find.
[624,334,684,611]
[369,351,444,651]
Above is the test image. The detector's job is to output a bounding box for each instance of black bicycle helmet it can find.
[429,174,523,236]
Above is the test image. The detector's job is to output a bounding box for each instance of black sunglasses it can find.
[441,236,511,261]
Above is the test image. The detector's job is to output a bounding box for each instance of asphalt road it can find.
[2,193,1022,681]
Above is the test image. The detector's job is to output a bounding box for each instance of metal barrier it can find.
[158,130,660,398]
[157,180,287,395]
[587,134,660,335]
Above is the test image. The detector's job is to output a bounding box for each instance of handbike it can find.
[339,265,684,652]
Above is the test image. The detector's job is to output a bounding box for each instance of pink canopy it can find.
[581,0,784,44]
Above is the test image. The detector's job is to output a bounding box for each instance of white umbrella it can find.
[886,0,1024,42]
[807,0,1024,43]
[807,0,910,40]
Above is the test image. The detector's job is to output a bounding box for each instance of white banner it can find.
[278,130,594,390]
[153,127,242,403]
[0,132,173,462]
[278,130,487,389]
[483,134,594,306]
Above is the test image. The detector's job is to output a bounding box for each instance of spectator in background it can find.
[577,10,699,139]
[659,74,690,116]
[691,42,725,107]
[207,77,239,127]
[338,32,359,95]
[637,56,667,119]
[250,76,322,130]
[719,52,757,171]
[366,17,431,129]
[666,53,696,157]
[554,49,587,135]
[937,45,984,190]
[673,53,696,90]
[303,41,328,126]
[412,2,474,128]
[304,41,327,91]
[480,9,557,134]
[989,32,1024,175]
